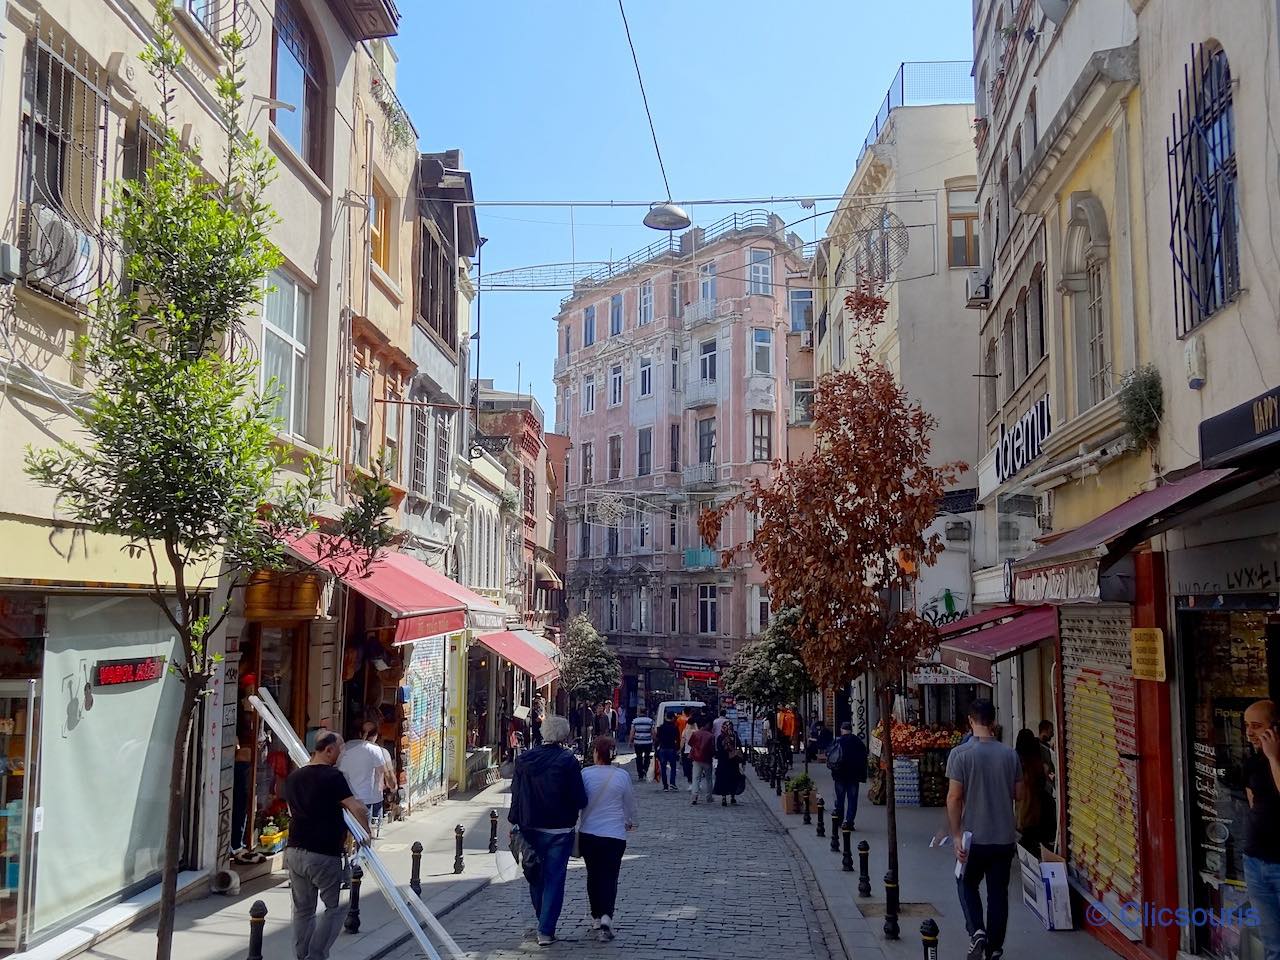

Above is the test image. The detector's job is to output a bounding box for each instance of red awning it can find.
[937,606,1058,684]
[475,630,559,688]
[398,557,506,633]
[937,605,1022,638]
[287,534,466,644]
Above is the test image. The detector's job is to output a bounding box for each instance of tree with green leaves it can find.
[24,7,396,958]
[721,606,811,742]
[558,614,622,706]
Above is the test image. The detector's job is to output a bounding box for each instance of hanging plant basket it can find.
[1118,364,1163,449]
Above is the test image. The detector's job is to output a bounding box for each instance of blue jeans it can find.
[525,830,575,937]
[657,748,679,787]
[1245,855,1280,960]
[833,779,860,826]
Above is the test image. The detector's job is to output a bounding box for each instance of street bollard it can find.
[410,841,423,896]
[841,822,854,872]
[857,840,872,897]
[453,824,466,874]
[884,870,901,940]
[830,814,842,852]
[802,791,812,825]
[344,865,363,933]
[791,785,801,814]
[488,809,499,854]
[920,918,939,960]
[247,900,267,960]
[775,759,783,797]
[816,797,826,837]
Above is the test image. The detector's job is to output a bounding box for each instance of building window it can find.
[698,584,718,634]
[669,269,680,317]
[698,340,717,381]
[608,589,619,629]
[1026,90,1038,152]
[607,526,620,557]
[384,391,401,483]
[1000,312,1015,401]
[756,587,771,634]
[833,317,846,367]
[581,442,593,485]
[272,0,324,173]
[697,417,716,464]
[669,586,679,633]
[584,305,596,346]
[793,379,814,423]
[412,403,429,495]
[639,280,653,325]
[669,422,681,471]
[1016,291,1030,382]
[583,375,596,414]
[637,514,650,551]
[671,346,679,386]
[416,221,457,350]
[669,505,679,548]
[947,187,979,266]
[997,161,1010,249]
[262,268,310,438]
[608,435,622,480]
[563,324,572,356]
[1063,193,1113,412]
[638,586,650,630]
[609,364,623,406]
[639,357,652,397]
[579,519,591,557]
[789,289,814,332]
[1086,259,1110,407]
[433,412,450,503]
[752,328,773,375]
[698,260,717,302]
[637,427,653,476]
[752,412,773,461]
[370,180,393,273]
[610,293,623,336]
[563,453,571,486]
[523,466,536,516]
[983,339,998,420]
[1029,268,1046,364]
[749,247,773,295]
[1169,46,1241,336]
[351,367,371,467]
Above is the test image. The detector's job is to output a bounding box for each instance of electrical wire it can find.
[616,0,674,203]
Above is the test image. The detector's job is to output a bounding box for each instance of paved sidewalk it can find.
[750,754,1117,960]
[82,780,513,960]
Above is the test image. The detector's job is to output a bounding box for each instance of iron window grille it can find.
[1167,45,1241,337]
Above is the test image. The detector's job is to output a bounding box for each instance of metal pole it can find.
[454,824,466,874]
[816,796,825,837]
[246,900,267,960]
[841,822,854,872]
[830,814,842,853]
[802,790,812,825]
[489,809,499,853]
[884,869,901,939]
[858,840,872,897]
[344,865,363,933]
[920,918,939,960]
[410,841,423,896]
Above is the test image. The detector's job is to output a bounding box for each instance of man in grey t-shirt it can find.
[946,699,1021,960]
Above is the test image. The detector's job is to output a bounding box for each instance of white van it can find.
[653,700,706,724]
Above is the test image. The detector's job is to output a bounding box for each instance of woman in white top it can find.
[579,736,638,941]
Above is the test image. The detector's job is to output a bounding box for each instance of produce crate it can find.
[919,746,952,807]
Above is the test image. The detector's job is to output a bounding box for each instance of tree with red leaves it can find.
[697,283,965,937]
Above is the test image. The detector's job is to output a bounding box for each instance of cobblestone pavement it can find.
[391,760,845,960]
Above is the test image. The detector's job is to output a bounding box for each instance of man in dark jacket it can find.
[828,721,869,829]
[508,715,587,946]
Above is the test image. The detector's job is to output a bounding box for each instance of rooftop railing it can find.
[857,61,975,169]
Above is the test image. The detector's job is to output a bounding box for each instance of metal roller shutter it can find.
[1060,605,1143,932]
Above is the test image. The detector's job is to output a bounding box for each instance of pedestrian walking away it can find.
[711,709,729,739]
[655,713,680,791]
[337,721,395,827]
[628,707,654,782]
[531,695,545,747]
[283,732,371,960]
[680,709,696,784]
[1243,699,1280,960]
[579,736,638,941]
[1038,719,1056,798]
[827,721,868,828]
[713,723,746,805]
[688,718,716,804]
[508,714,588,946]
[947,699,1021,960]
[1014,728,1055,855]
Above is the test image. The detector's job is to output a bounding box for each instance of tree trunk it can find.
[155,677,203,960]
[880,684,899,890]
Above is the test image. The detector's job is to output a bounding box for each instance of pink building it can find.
[553,211,813,713]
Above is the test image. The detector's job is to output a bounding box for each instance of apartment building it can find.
[554,211,812,714]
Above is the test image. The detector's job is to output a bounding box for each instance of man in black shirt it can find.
[283,733,370,960]
[655,715,680,791]
[1244,699,1280,960]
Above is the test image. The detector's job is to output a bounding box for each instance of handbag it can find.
[572,767,622,858]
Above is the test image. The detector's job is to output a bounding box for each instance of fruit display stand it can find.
[868,721,963,807]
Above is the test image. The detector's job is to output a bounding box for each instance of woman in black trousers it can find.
[578,737,638,941]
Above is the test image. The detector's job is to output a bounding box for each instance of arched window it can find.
[1062,193,1112,412]
[997,160,1011,249]
[1001,311,1016,400]
[1026,90,1038,153]
[272,0,325,174]
[983,339,999,420]
[1028,266,1046,364]
[1015,289,1030,381]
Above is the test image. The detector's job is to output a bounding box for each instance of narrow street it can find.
[388,759,842,960]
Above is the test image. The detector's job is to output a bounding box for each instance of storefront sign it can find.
[93,656,167,687]
[995,394,1052,484]
[1129,628,1167,682]
[1014,559,1100,604]
[1168,535,1280,596]
[1200,384,1280,467]
[909,662,982,685]
[938,649,994,685]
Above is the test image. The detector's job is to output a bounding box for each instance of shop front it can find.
[464,629,558,788]
[672,658,722,712]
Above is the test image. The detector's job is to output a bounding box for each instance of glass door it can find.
[0,680,39,952]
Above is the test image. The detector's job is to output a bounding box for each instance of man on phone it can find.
[1244,699,1280,960]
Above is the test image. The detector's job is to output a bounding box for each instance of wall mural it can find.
[405,636,447,808]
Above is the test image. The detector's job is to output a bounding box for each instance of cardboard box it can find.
[1018,845,1073,930]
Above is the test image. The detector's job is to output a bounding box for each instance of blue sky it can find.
[394,2,974,418]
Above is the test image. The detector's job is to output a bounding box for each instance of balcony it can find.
[684,377,719,408]
[328,0,401,39]
[683,462,720,490]
[683,547,719,571]
[553,355,569,377]
[683,298,739,332]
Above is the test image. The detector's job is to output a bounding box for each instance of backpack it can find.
[826,739,844,773]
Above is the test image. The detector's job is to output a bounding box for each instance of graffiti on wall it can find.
[404,636,446,807]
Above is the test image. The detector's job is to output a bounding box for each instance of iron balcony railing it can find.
[857,61,974,169]
[683,462,719,487]
[683,546,718,570]
[684,378,718,408]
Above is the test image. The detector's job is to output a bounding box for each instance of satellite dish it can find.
[1038,0,1069,25]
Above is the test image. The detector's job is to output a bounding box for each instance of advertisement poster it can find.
[404,637,446,807]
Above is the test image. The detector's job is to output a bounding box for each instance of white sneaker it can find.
[590,918,601,931]
[599,915,614,941]
[537,933,555,946]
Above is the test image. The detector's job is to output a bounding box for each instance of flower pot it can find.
[781,788,812,815]
[243,570,323,621]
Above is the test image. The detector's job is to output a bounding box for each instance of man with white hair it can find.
[508,714,587,946]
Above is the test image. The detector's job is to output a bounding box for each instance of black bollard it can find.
[775,759,784,797]
[247,900,267,960]
[920,918,939,960]
[830,814,842,852]
[791,785,801,814]
[857,840,872,897]
[816,797,826,837]
[802,791,812,825]
[488,809,499,854]
[344,865,363,933]
[410,840,423,896]
[841,822,854,872]
[453,824,465,874]
[884,870,900,940]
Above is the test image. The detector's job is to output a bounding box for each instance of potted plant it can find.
[783,772,814,814]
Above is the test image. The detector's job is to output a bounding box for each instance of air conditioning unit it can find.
[799,329,813,350]
[965,270,992,309]
[1036,491,1054,531]
[25,203,99,300]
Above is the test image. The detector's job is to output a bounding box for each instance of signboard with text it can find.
[1014,559,1101,604]
[1129,628,1167,682]
[94,656,167,687]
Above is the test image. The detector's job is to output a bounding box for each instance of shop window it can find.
[272,0,324,173]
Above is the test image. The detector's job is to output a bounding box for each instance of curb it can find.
[362,873,495,960]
